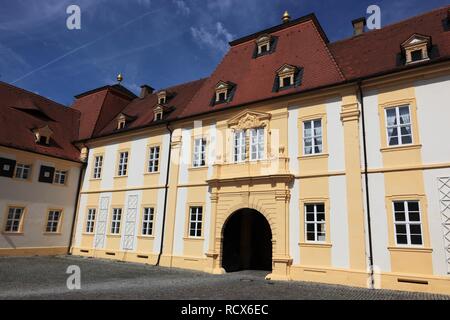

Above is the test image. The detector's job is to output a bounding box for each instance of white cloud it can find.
[207,0,233,13]
[173,0,190,16]
[190,22,233,53]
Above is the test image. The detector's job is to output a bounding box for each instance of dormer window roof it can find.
[153,104,173,122]
[254,34,278,58]
[32,125,53,146]
[273,64,303,91]
[401,34,431,65]
[212,81,236,106]
[157,90,168,105]
[116,113,135,130]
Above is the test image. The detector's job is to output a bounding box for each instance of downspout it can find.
[67,161,86,254]
[358,82,375,289]
[156,122,173,266]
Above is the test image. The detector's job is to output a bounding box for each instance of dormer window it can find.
[155,111,163,121]
[157,90,167,105]
[32,125,53,146]
[254,34,277,58]
[116,113,135,130]
[212,81,236,105]
[274,64,302,91]
[401,34,431,65]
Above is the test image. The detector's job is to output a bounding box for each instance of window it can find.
[393,201,423,246]
[189,206,203,237]
[250,128,264,160]
[45,210,61,233]
[385,106,412,146]
[213,81,235,105]
[111,208,122,234]
[117,151,129,176]
[154,111,163,121]
[303,119,323,155]
[93,156,103,179]
[148,146,160,173]
[411,50,423,62]
[54,170,67,185]
[305,204,326,242]
[117,120,126,130]
[142,207,154,236]
[158,97,166,104]
[281,76,293,88]
[86,208,96,233]
[217,92,226,102]
[258,43,269,54]
[15,164,31,180]
[5,207,24,233]
[193,138,206,167]
[233,130,246,162]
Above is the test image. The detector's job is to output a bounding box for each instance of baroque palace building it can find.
[1,6,450,294]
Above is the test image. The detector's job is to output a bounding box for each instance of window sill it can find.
[298,153,329,160]
[189,166,208,171]
[82,232,95,236]
[380,144,422,153]
[2,232,24,236]
[144,171,160,176]
[137,235,155,239]
[299,242,332,248]
[183,236,205,241]
[43,232,62,236]
[106,234,121,238]
[114,175,128,179]
[89,178,102,181]
[387,246,432,253]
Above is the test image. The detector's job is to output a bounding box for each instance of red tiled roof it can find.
[329,5,450,80]
[0,81,81,162]
[180,17,345,118]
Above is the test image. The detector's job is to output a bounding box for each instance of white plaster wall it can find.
[100,144,118,190]
[127,137,147,188]
[361,90,383,169]
[329,175,350,269]
[423,168,450,276]
[287,107,299,175]
[173,187,187,256]
[153,188,166,253]
[326,98,345,172]
[74,194,88,247]
[415,75,450,164]
[178,128,191,185]
[158,132,170,186]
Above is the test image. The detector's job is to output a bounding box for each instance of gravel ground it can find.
[0,255,448,300]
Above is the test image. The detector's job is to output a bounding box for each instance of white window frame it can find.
[93,155,103,179]
[393,200,423,246]
[385,105,413,146]
[5,207,24,233]
[15,164,31,180]
[233,130,246,163]
[304,203,326,242]
[46,210,61,233]
[193,138,206,168]
[86,208,96,233]
[142,207,155,236]
[117,152,129,176]
[53,170,67,185]
[110,208,122,234]
[249,128,264,161]
[303,119,323,155]
[189,206,203,238]
[148,146,160,173]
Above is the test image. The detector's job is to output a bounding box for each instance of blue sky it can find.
[0,0,448,105]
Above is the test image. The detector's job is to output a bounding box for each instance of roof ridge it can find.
[331,4,449,46]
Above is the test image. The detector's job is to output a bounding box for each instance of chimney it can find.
[140,85,154,98]
[352,17,366,36]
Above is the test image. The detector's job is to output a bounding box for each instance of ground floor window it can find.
[5,207,24,233]
[304,203,326,242]
[111,208,122,234]
[142,207,154,236]
[86,208,96,233]
[45,210,61,233]
[393,200,423,246]
[189,206,203,237]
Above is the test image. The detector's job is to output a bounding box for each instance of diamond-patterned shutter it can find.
[38,165,55,183]
[438,177,450,274]
[0,157,16,178]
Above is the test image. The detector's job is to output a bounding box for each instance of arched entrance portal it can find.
[222,208,272,272]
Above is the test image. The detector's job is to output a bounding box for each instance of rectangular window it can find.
[5,207,24,233]
[393,200,423,246]
[281,76,292,87]
[15,164,31,180]
[86,208,96,233]
[46,210,61,233]
[142,207,155,236]
[93,156,103,179]
[386,106,412,146]
[189,206,203,237]
[117,152,129,176]
[303,119,323,155]
[111,208,122,234]
[250,128,264,160]
[193,138,206,167]
[234,130,246,162]
[305,204,326,242]
[54,170,67,185]
[148,146,160,173]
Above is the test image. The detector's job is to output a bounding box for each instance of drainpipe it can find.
[67,161,86,255]
[156,122,173,266]
[358,82,375,289]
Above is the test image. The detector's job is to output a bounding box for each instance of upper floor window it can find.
[385,106,412,146]
[305,203,326,242]
[15,164,31,180]
[148,146,160,173]
[393,200,422,246]
[54,170,67,185]
[303,119,323,155]
[116,113,135,130]
[117,151,129,176]
[233,128,265,162]
[142,207,155,236]
[193,138,206,167]
[213,81,235,105]
[111,208,122,234]
[93,155,103,179]
[86,208,96,233]
[45,210,61,233]
[401,34,431,65]
[250,128,264,160]
[5,207,24,233]
[157,90,167,105]
[234,130,246,163]
[189,206,203,238]
[274,64,302,91]
[32,125,53,146]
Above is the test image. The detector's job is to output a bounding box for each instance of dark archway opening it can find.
[222,208,272,272]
